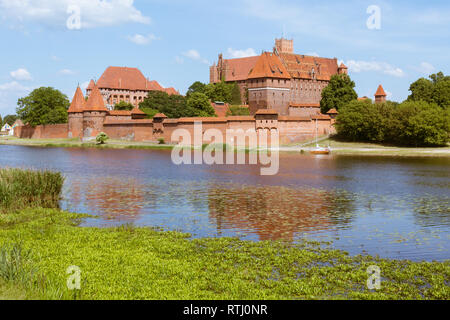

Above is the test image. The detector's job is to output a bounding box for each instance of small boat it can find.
[310,144,331,155]
[309,119,332,155]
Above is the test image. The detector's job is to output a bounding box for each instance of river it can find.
[0,145,449,262]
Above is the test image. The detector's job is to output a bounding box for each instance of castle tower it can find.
[275,38,294,54]
[375,85,387,104]
[338,63,348,75]
[67,86,86,139]
[83,82,108,139]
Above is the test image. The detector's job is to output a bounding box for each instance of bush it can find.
[336,100,450,147]
[158,138,165,145]
[0,168,64,212]
[96,132,109,145]
[226,106,250,116]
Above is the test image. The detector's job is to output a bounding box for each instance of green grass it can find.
[0,208,448,300]
[0,168,64,212]
[0,168,448,300]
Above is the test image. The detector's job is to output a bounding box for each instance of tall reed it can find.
[0,168,64,211]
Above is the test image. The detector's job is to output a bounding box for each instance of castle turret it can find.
[68,86,86,139]
[338,63,348,75]
[375,85,387,104]
[83,82,108,139]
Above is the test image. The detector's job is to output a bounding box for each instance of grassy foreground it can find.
[0,168,449,300]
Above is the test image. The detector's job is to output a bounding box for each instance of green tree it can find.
[114,101,134,111]
[230,82,242,105]
[320,74,358,114]
[186,81,206,97]
[186,92,216,117]
[139,91,189,118]
[96,132,109,145]
[16,87,69,126]
[408,72,450,108]
[2,114,18,126]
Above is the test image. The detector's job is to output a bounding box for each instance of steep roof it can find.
[248,52,291,79]
[68,86,86,113]
[164,87,180,95]
[147,80,164,91]
[85,83,107,112]
[278,53,338,81]
[94,67,149,91]
[223,56,260,82]
[327,108,338,114]
[375,85,387,97]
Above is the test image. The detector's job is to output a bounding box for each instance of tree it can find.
[96,132,109,145]
[230,82,242,105]
[336,99,450,147]
[320,74,358,114]
[16,87,69,126]
[2,114,18,126]
[408,72,450,108]
[186,81,206,97]
[114,101,134,111]
[186,92,216,117]
[139,91,189,118]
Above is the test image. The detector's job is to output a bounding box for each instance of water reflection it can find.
[0,145,449,261]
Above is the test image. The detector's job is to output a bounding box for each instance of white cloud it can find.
[0,81,30,91]
[59,69,75,75]
[175,56,184,64]
[413,62,435,75]
[127,33,157,45]
[182,49,209,65]
[10,68,32,81]
[0,0,150,29]
[346,60,405,78]
[226,48,257,59]
[305,52,319,57]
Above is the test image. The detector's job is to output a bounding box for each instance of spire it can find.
[85,83,107,112]
[68,86,86,113]
[375,84,387,97]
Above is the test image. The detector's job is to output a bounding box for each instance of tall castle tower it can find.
[274,38,294,54]
[83,83,108,140]
[67,86,86,139]
[375,85,387,104]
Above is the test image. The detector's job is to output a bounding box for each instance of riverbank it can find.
[0,168,449,300]
[1,136,450,157]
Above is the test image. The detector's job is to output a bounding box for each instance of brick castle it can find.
[210,38,348,117]
[13,38,388,146]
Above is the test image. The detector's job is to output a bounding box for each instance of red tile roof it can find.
[68,86,86,113]
[108,110,132,116]
[153,113,168,118]
[375,85,387,97]
[278,53,338,81]
[131,107,146,115]
[278,116,311,121]
[255,109,279,115]
[311,114,331,120]
[248,52,291,79]
[87,67,179,95]
[85,83,107,112]
[326,108,338,114]
[164,87,180,95]
[223,56,260,82]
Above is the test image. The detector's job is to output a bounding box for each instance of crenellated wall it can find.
[14,112,336,145]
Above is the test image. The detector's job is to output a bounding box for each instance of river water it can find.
[0,145,449,262]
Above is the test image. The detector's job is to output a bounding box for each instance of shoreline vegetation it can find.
[0,168,449,300]
[1,136,449,157]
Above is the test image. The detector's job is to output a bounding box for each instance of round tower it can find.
[67,86,86,139]
[375,85,387,104]
[83,82,108,140]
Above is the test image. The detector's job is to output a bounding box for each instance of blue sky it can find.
[0,0,449,116]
